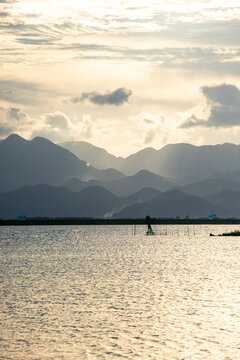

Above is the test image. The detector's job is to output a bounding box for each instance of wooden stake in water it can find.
[132,224,136,235]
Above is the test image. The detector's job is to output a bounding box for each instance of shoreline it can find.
[1,218,240,226]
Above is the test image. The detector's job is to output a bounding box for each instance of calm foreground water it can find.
[0,225,239,360]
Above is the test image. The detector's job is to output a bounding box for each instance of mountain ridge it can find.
[0,134,122,192]
[59,138,240,179]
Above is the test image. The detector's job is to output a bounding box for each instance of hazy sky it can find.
[0,0,240,156]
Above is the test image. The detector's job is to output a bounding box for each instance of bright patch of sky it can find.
[0,0,240,155]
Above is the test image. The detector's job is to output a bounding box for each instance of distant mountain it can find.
[60,141,240,180]
[0,134,121,192]
[175,178,240,197]
[1,183,238,219]
[114,190,230,219]
[120,187,160,207]
[64,170,174,196]
[120,143,240,178]
[0,184,119,219]
[207,189,240,211]
[210,170,240,183]
[93,168,125,181]
[64,177,86,192]
[0,184,160,219]
[59,140,124,170]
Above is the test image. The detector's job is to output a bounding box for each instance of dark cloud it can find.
[0,12,10,17]
[7,107,28,121]
[180,83,240,128]
[67,88,132,106]
[44,111,71,129]
[0,106,28,122]
[0,21,62,46]
[202,83,239,106]
[16,37,55,45]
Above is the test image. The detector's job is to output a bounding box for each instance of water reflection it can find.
[0,225,240,359]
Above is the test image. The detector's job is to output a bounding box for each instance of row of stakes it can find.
[132,224,196,236]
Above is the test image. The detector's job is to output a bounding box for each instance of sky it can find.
[0,0,240,156]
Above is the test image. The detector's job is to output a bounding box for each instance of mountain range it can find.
[0,184,162,219]
[64,170,174,196]
[60,140,240,180]
[0,184,234,220]
[1,133,240,219]
[115,190,231,219]
[0,134,123,193]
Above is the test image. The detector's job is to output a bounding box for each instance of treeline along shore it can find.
[1,218,240,226]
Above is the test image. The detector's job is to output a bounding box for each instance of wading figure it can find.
[145,215,154,235]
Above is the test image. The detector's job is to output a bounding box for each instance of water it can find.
[0,225,239,359]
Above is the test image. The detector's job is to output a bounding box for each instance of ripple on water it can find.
[0,225,240,359]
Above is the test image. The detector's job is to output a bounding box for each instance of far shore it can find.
[1,218,240,226]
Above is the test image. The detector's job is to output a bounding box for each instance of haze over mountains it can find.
[61,140,240,180]
[60,140,124,170]
[64,170,174,197]
[2,133,240,219]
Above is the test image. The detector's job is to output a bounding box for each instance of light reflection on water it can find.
[0,225,240,359]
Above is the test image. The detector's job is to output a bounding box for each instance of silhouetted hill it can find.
[0,183,237,219]
[60,140,240,180]
[94,167,125,181]
[0,184,119,219]
[0,134,120,192]
[120,187,160,207]
[207,189,240,211]
[175,178,240,197]
[0,184,162,219]
[59,140,124,170]
[104,170,173,196]
[64,177,86,192]
[114,190,230,219]
[210,170,240,183]
[64,170,174,196]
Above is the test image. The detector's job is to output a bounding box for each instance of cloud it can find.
[67,88,132,106]
[0,12,10,17]
[7,106,29,121]
[0,106,31,137]
[144,129,156,144]
[43,111,73,130]
[0,79,45,105]
[202,83,239,106]
[180,83,240,128]
[16,37,56,45]
[143,118,155,124]
[0,106,29,122]
[59,43,240,76]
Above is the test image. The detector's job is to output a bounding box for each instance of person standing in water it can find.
[145,215,154,235]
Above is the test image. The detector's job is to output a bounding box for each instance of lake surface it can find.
[0,225,239,359]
